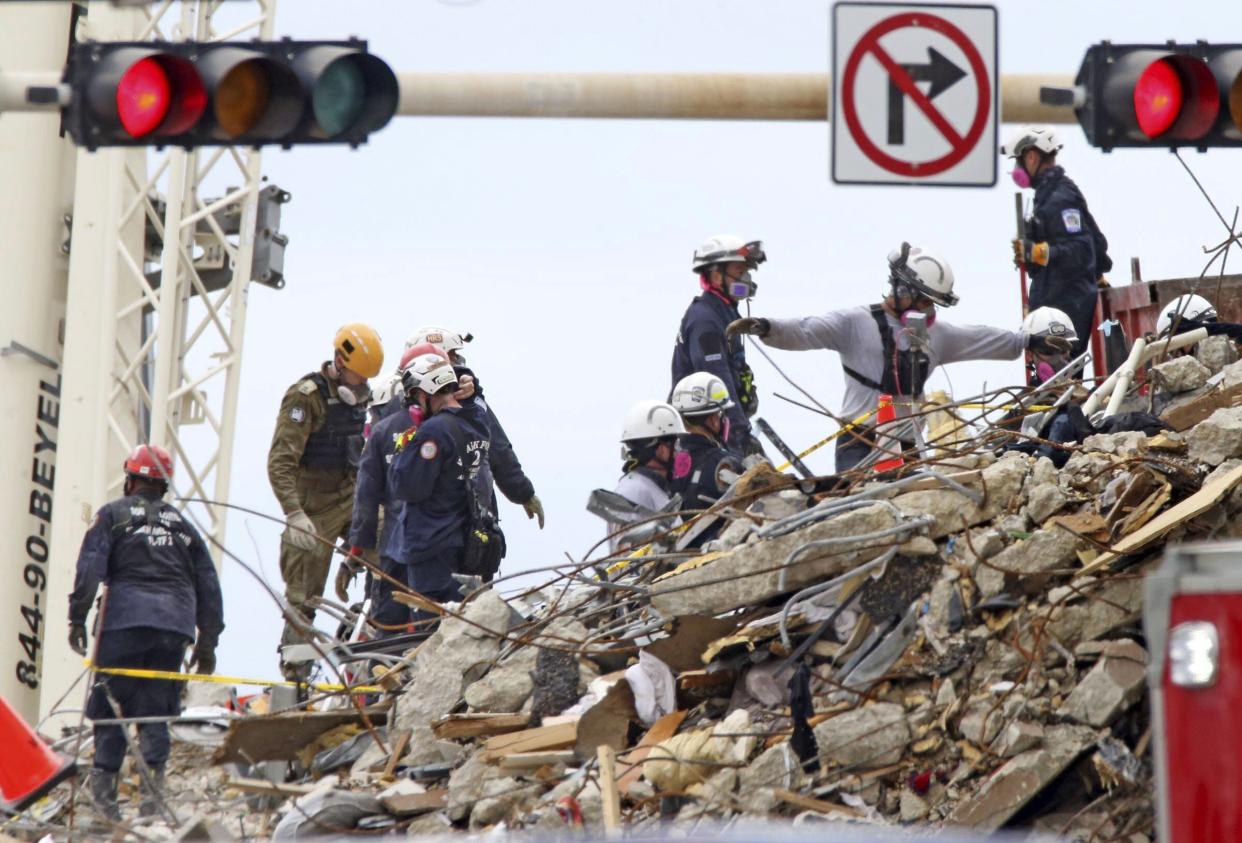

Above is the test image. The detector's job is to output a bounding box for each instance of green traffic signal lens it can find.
[312,57,365,137]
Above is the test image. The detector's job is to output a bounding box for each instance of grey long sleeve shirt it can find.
[762,305,1025,422]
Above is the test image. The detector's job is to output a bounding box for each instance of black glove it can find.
[68,622,87,656]
[1028,334,1073,356]
[188,642,217,675]
[725,317,770,338]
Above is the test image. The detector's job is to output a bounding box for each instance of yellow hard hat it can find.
[333,323,384,378]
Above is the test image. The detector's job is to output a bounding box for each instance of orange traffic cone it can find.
[0,694,76,813]
[873,393,905,473]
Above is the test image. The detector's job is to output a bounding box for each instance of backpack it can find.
[443,416,506,581]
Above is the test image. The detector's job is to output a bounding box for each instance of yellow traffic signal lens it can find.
[216,60,271,137]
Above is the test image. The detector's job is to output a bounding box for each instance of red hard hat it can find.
[123,444,174,482]
[398,342,447,372]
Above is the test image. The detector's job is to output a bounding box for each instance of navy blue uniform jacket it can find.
[68,490,224,644]
[1027,166,1112,345]
[349,404,417,553]
[387,402,492,559]
[671,292,752,452]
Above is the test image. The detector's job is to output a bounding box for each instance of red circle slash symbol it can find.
[841,12,990,177]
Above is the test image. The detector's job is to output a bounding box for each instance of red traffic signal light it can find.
[64,40,397,149]
[1076,42,1242,150]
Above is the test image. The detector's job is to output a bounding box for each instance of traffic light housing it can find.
[1075,42,1242,150]
[64,39,397,149]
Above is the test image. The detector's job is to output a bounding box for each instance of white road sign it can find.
[832,2,998,187]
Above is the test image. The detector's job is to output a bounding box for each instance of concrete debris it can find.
[1151,355,1211,394]
[1197,334,1239,374]
[63,399,1242,840]
[1187,405,1242,466]
[1058,639,1148,727]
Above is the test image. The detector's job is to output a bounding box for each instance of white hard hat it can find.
[371,375,399,408]
[671,372,735,417]
[1157,294,1217,336]
[401,352,459,397]
[620,400,687,443]
[405,325,470,354]
[1000,126,1063,158]
[888,244,958,307]
[1022,306,1078,341]
[692,234,766,273]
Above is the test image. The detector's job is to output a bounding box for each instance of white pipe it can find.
[1104,338,1147,418]
[1140,328,1209,363]
[1083,328,1209,417]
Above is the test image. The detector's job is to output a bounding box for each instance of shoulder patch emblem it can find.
[1061,208,1083,233]
[420,440,439,460]
[289,406,306,423]
[297,380,317,395]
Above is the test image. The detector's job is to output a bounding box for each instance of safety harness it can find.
[841,304,930,397]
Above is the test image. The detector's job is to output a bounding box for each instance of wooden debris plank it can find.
[499,750,577,770]
[773,788,863,818]
[380,788,448,817]
[616,710,688,793]
[431,712,531,740]
[381,730,411,780]
[598,745,621,839]
[226,778,316,797]
[1080,462,1242,576]
[482,721,578,761]
[213,708,388,764]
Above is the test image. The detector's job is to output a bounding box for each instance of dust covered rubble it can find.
[47,400,1242,841]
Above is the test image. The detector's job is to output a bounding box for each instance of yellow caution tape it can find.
[86,661,381,694]
[775,408,877,472]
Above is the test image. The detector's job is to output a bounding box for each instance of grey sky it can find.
[213,0,1242,681]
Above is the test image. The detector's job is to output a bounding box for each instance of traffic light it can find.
[63,40,397,149]
[1074,42,1242,150]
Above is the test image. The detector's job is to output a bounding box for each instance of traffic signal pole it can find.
[391,72,1076,123]
[1,70,1076,124]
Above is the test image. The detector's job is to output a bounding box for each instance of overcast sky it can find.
[208,0,1242,682]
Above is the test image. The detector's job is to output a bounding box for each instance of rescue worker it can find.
[406,325,544,529]
[609,400,686,553]
[727,243,1071,471]
[1003,126,1112,355]
[1023,306,1078,385]
[387,352,495,608]
[339,342,445,634]
[671,235,767,456]
[68,445,223,820]
[1155,293,1242,349]
[267,323,382,678]
[669,372,744,548]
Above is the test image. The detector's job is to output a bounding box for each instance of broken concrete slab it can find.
[1187,406,1242,466]
[739,742,808,793]
[1059,639,1148,727]
[1025,483,1068,524]
[974,525,1083,598]
[1197,334,1239,374]
[391,589,517,767]
[213,709,387,765]
[446,752,504,822]
[947,724,1097,830]
[814,702,911,770]
[900,789,931,823]
[650,503,900,617]
[464,646,536,713]
[892,455,1029,539]
[993,721,1044,758]
[1152,356,1211,395]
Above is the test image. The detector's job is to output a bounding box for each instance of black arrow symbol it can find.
[887,47,967,145]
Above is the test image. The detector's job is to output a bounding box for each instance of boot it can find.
[138,766,166,819]
[88,768,121,822]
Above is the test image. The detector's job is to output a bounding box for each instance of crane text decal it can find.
[17,376,59,690]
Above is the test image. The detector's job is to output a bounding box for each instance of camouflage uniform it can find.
[267,362,366,672]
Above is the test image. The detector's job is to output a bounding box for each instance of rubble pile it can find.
[21,359,1242,841]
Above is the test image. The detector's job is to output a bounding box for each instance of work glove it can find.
[188,642,216,675]
[1012,238,1049,268]
[1028,334,1073,356]
[334,548,365,601]
[523,494,545,529]
[1097,275,1111,289]
[454,373,476,401]
[282,509,318,551]
[68,622,87,656]
[725,317,770,339]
